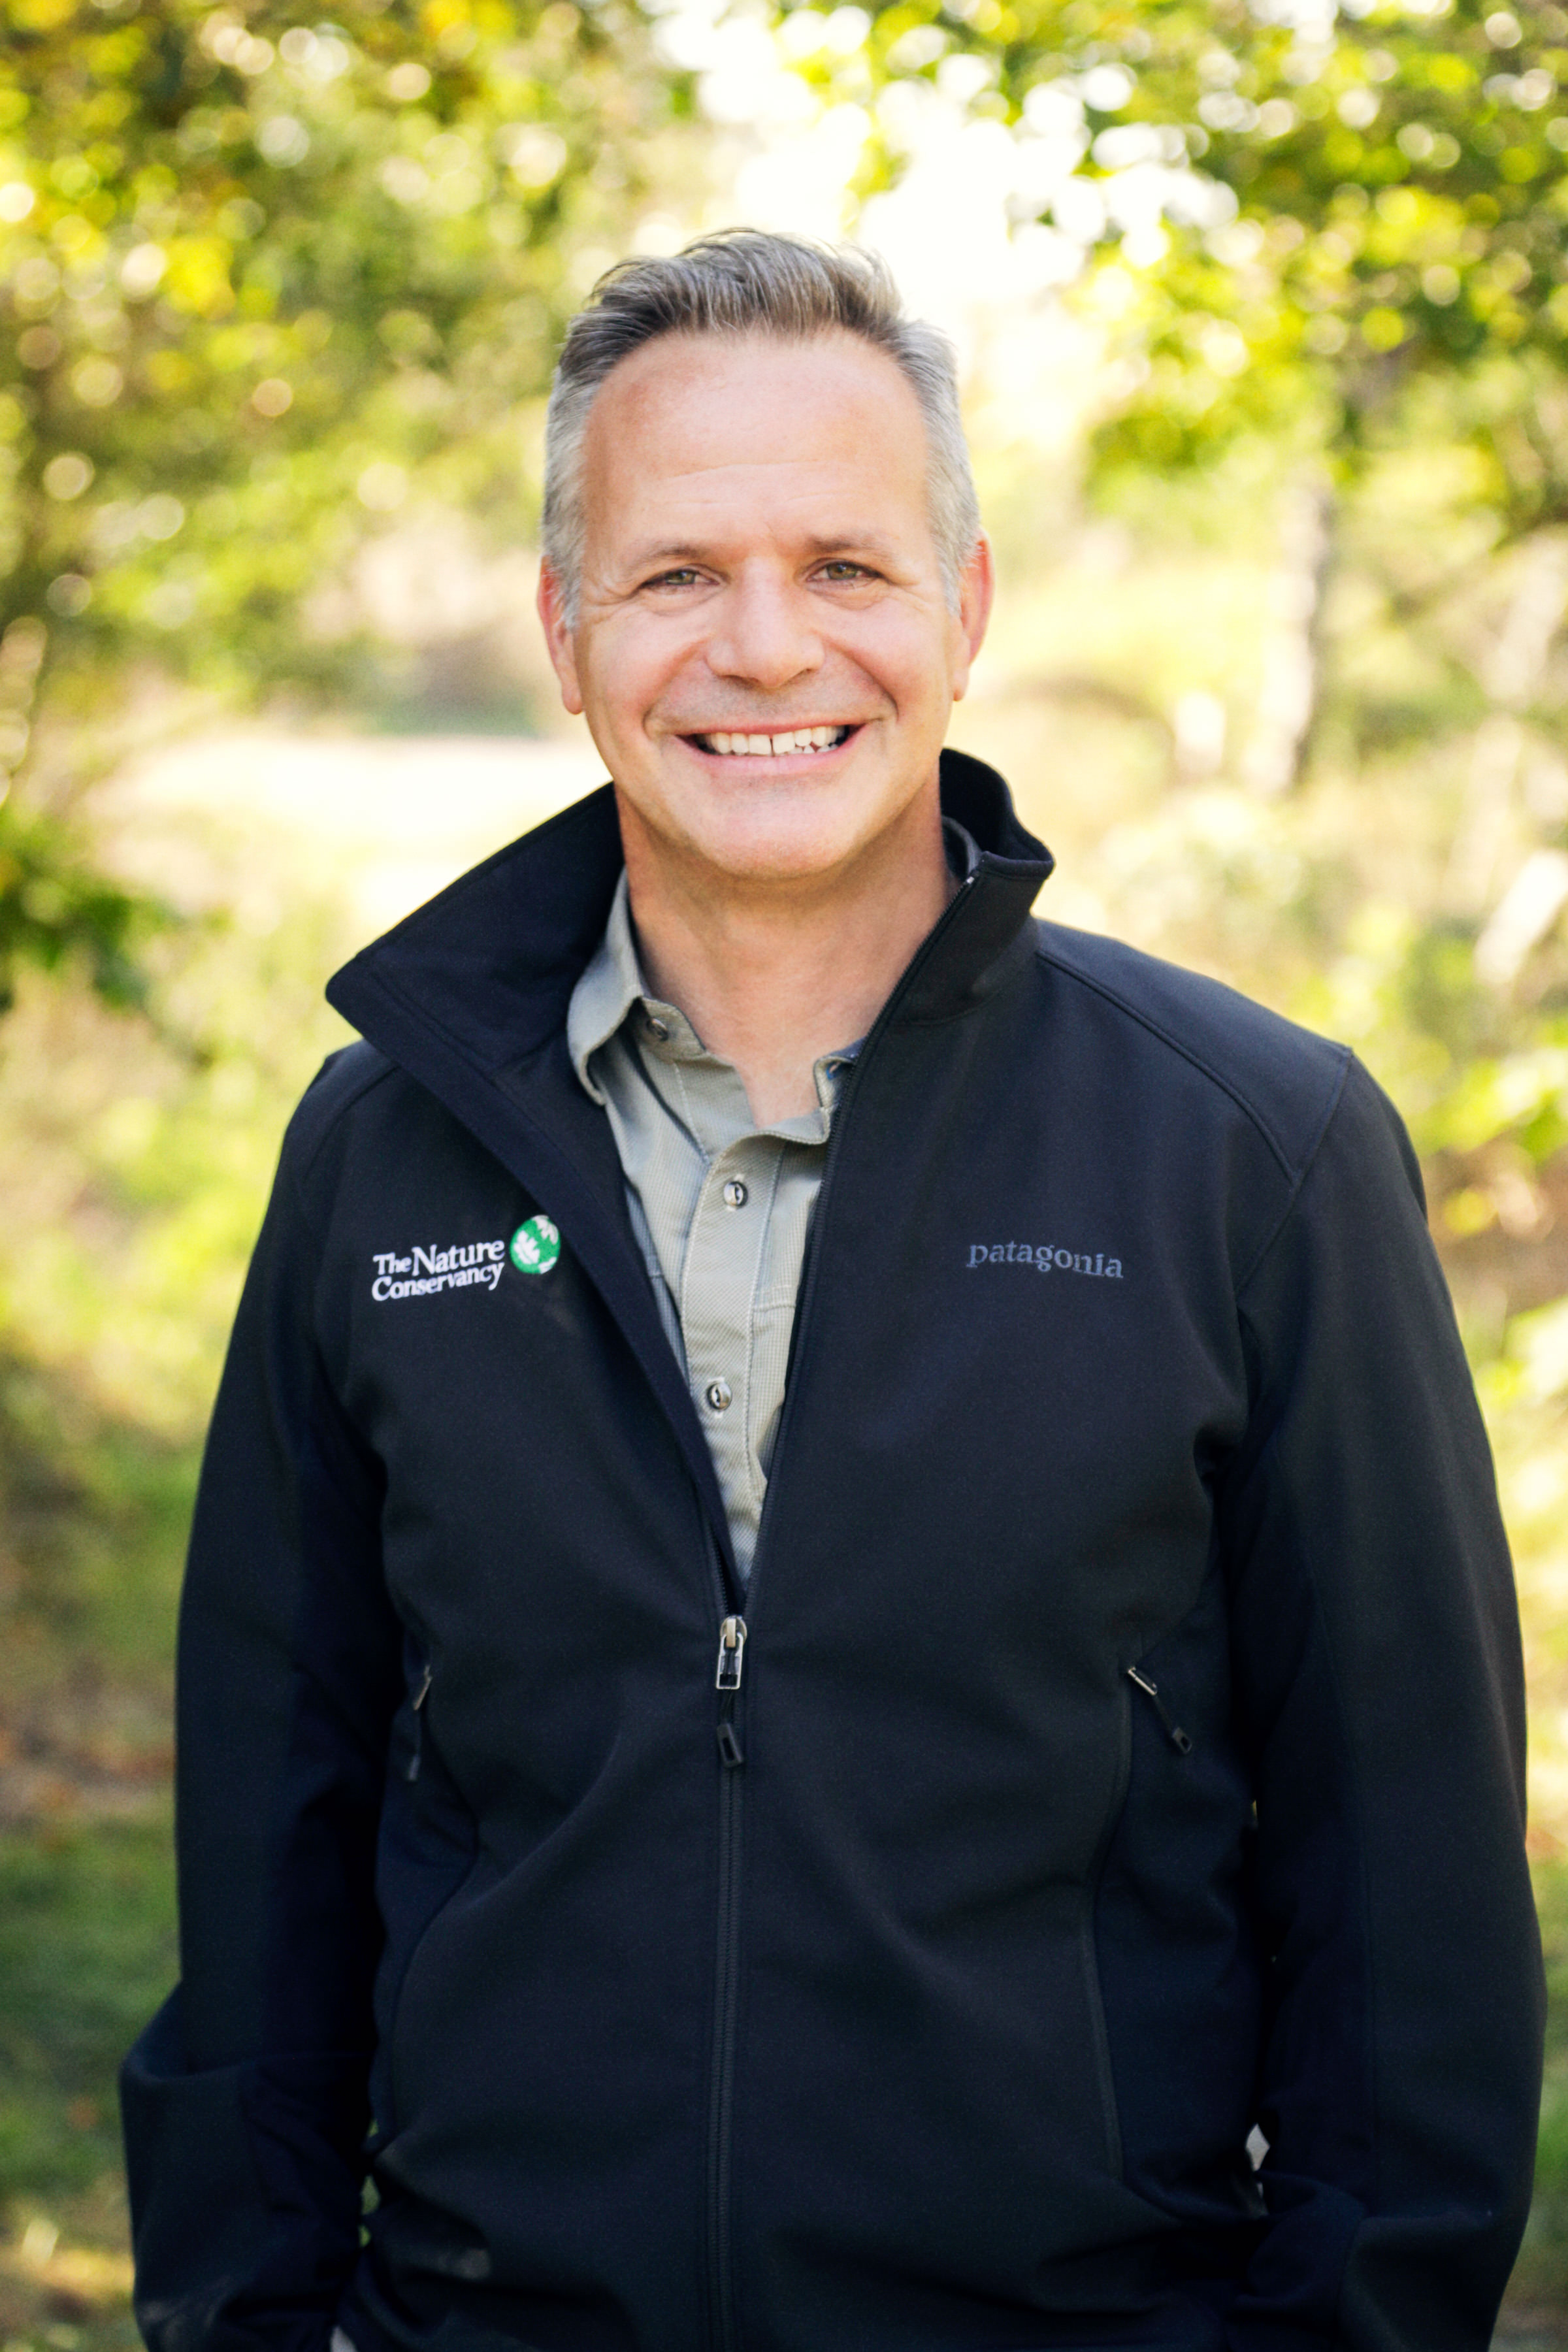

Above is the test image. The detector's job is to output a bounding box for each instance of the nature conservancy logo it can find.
[967,1240,1123,1279]
[370,1218,560,1303]
[508,1215,561,1275]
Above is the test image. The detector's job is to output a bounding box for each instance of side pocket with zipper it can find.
[1126,1663,1194,1756]
[1081,1670,1133,2182]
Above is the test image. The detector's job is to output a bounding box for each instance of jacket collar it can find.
[329,748,1049,1079]
[325,749,1051,1593]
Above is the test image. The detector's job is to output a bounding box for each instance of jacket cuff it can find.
[122,1989,369,2352]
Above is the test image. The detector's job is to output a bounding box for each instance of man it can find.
[123,231,1542,2352]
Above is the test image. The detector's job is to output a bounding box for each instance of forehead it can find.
[578,329,933,551]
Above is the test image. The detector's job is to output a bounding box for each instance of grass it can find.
[0,1816,175,2207]
[0,1812,174,2352]
[0,1361,184,2352]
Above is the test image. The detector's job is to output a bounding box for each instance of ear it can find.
[949,532,995,704]
[536,559,585,716]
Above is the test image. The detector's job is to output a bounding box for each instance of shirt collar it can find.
[566,866,653,1104]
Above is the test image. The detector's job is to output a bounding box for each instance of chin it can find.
[686,834,860,887]
[678,800,885,884]
[679,779,928,881]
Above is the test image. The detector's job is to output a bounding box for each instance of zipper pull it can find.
[716,1722,745,1769]
[715,1615,747,1692]
[1126,1665,1193,1756]
[406,1660,433,1782]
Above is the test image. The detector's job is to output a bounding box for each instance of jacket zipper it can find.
[1126,1665,1193,1755]
[701,873,981,2352]
[708,1613,747,2352]
[715,1614,746,1761]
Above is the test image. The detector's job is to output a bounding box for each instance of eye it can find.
[643,566,703,591]
[816,559,874,583]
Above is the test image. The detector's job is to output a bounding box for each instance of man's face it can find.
[538,329,992,889]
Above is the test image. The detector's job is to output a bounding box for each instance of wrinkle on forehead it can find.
[583,334,928,489]
[591,323,921,423]
[638,459,884,506]
[578,334,936,583]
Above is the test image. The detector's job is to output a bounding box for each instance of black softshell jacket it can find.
[123,754,1543,2352]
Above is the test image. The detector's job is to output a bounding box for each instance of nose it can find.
[706,564,824,692]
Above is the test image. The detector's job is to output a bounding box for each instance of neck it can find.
[619,792,956,1127]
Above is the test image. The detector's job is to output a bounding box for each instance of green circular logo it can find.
[509,1215,561,1275]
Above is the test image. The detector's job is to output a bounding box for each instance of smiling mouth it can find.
[688,725,855,757]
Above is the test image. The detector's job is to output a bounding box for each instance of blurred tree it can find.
[0,0,691,1004]
[841,0,1567,495]
[820,0,1568,785]
[0,777,157,1011]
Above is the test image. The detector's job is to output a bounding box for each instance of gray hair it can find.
[541,229,980,620]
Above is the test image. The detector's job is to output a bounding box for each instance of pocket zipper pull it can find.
[715,1615,747,1691]
[1127,1665,1193,1755]
[407,1659,433,1782]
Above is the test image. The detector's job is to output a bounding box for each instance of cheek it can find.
[589,620,704,727]
[576,649,655,740]
[849,612,956,706]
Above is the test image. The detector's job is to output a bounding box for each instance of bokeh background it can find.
[4,0,1568,2338]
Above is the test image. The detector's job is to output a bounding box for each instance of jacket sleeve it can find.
[121,1080,402,2352]
[1220,1054,1544,2351]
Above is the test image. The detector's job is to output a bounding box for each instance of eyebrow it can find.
[625,530,904,574]
[626,544,710,573]
[800,531,902,563]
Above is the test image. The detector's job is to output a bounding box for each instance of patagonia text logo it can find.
[372,1239,508,1302]
[967,1241,1123,1279]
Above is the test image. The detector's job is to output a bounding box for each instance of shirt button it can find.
[704,1379,733,1414]
[722,1179,748,1209]
[644,1015,670,1043]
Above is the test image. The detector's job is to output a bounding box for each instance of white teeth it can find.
[696,725,851,755]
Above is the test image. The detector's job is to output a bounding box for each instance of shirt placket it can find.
[617,1001,846,1580]
[679,1132,782,1576]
